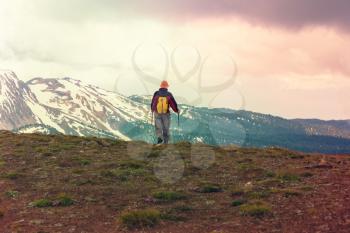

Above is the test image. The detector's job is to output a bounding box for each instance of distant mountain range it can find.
[1,70,350,154]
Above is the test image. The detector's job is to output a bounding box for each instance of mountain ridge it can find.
[1,70,350,154]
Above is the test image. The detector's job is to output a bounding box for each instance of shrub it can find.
[288,154,305,159]
[300,172,313,177]
[57,194,74,206]
[196,184,222,193]
[100,167,147,181]
[264,170,276,178]
[42,152,53,157]
[119,209,161,229]
[72,156,91,166]
[160,213,187,221]
[231,199,246,207]
[247,190,271,199]
[31,194,74,208]
[257,178,282,186]
[153,191,186,202]
[5,190,19,198]
[120,161,144,169]
[2,172,20,180]
[278,173,301,182]
[100,170,116,178]
[147,151,161,158]
[239,201,271,217]
[271,188,301,197]
[300,185,314,191]
[236,163,254,171]
[174,141,191,148]
[31,199,53,208]
[172,205,193,212]
[231,187,245,196]
[0,159,5,167]
[79,159,91,166]
[72,169,84,174]
[283,189,301,197]
[75,179,95,186]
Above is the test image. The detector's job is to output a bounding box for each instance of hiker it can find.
[151,80,179,144]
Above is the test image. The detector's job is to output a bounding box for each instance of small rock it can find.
[30,219,44,225]
[244,181,253,190]
[143,197,157,203]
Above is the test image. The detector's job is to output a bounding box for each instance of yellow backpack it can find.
[156,96,169,114]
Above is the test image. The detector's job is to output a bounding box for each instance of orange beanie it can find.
[160,80,169,88]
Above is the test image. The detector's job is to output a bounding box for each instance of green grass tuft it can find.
[79,159,91,166]
[196,184,222,193]
[300,185,314,191]
[271,188,302,197]
[0,159,5,167]
[120,161,145,169]
[100,167,148,181]
[31,199,53,208]
[288,154,305,159]
[119,209,161,229]
[2,172,21,180]
[283,189,301,197]
[247,190,271,199]
[172,205,193,212]
[5,190,19,198]
[300,172,313,177]
[160,213,187,222]
[57,194,74,206]
[264,170,276,178]
[152,191,186,202]
[277,173,301,182]
[239,201,272,217]
[147,151,161,158]
[231,199,247,207]
[71,156,92,166]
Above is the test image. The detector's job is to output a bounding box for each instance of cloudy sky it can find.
[0,0,349,120]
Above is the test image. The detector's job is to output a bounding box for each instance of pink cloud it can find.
[177,17,350,119]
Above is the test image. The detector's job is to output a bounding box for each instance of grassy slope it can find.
[0,131,349,233]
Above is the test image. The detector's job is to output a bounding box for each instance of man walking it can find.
[151,80,179,144]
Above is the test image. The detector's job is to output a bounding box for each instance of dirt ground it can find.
[0,131,349,233]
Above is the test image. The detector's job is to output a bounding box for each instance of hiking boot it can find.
[157,137,163,144]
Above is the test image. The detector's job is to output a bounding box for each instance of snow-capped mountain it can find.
[0,70,37,129]
[25,77,150,139]
[1,70,151,139]
[1,70,350,154]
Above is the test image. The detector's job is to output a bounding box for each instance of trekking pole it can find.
[151,111,154,125]
[177,112,180,127]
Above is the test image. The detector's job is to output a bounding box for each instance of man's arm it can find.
[168,92,179,113]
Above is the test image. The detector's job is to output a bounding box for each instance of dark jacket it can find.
[151,88,179,113]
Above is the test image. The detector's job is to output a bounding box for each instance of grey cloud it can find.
[26,0,350,30]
